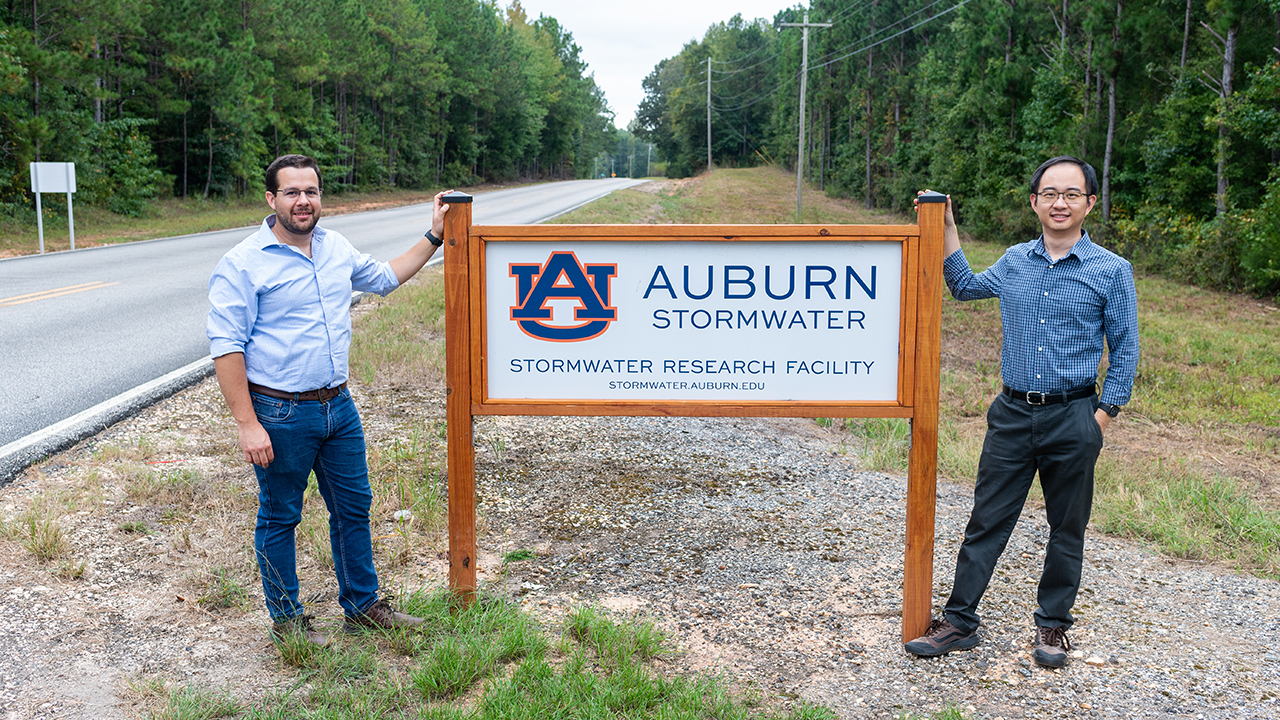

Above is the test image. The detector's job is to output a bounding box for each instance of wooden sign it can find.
[441,192,946,641]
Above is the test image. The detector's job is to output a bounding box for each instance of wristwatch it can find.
[1097,402,1121,418]
[426,229,443,247]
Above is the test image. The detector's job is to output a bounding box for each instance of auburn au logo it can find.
[509,252,617,342]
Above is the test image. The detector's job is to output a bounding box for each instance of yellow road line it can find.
[0,281,120,309]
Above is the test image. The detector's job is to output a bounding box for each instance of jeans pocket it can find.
[251,394,294,424]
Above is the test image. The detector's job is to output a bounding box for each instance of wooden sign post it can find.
[441,190,946,641]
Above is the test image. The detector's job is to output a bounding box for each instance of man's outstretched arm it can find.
[389,190,453,285]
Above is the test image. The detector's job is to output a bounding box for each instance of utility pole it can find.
[706,57,713,171]
[780,12,830,221]
[647,144,652,177]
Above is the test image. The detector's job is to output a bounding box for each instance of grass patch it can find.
[130,679,242,720]
[196,565,251,611]
[1093,458,1280,575]
[142,592,829,718]
[838,418,912,473]
[124,467,203,507]
[17,497,69,562]
[56,558,88,580]
[119,521,150,534]
[502,548,536,564]
[350,267,447,387]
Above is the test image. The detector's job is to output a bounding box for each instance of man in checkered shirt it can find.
[905,156,1140,668]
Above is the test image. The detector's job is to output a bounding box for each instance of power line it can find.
[710,71,800,112]
[810,0,978,71]
[808,0,953,69]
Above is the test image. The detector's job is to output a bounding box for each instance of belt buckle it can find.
[1025,391,1047,406]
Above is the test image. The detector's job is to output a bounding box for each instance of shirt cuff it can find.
[209,339,246,358]
[942,248,970,288]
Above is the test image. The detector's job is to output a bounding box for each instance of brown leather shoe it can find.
[904,617,980,656]
[270,614,331,648]
[1033,625,1071,668]
[344,598,426,633]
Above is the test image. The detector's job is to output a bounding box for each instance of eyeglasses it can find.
[274,188,322,201]
[1036,191,1088,203]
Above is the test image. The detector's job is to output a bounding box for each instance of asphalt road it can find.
[0,178,645,469]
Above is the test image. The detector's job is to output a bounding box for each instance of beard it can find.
[276,206,319,235]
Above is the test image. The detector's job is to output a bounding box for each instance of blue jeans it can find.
[250,388,380,621]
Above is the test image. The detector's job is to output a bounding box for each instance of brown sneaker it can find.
[270,614,330,648]
[1033,625,1071,668]
[344,598,426,633]
[904,617,980,656]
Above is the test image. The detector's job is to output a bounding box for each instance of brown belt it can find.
[248,382,347,402]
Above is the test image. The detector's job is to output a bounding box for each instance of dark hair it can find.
[1029,155,1098,197]
[265,154,322,194]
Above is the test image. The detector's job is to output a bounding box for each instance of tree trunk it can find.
[866,4,876,210]
[204,112,214,199]
[182,84,189,199]
[1060,0,1068,50]
[1102,75,1116,222]
[1100,0,1121,222]
[1215,24,1238,215]
[93,39,102,123]
[1180,0,1192,70]
[1102,0,1122,224]
[1083,39,1092,123]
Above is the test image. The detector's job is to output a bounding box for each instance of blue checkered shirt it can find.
[942,232,1139,406]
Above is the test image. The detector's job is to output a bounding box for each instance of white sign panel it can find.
[484,240,903,402]
[29,162,76,193]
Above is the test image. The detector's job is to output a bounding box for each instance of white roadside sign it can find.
[28,162,77,253]
[484,240,903,402]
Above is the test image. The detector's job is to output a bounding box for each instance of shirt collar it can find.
[1029,230,1096,263]
[256,214,324,250]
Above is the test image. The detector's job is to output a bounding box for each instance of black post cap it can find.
[916,190,947,203]
[442,191,473,204]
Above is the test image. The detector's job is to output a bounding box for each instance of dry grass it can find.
[549,166,897,226]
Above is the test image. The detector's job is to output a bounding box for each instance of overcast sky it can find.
[514,0,789,129]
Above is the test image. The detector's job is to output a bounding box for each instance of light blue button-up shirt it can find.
[207,216,400,392]
[942,232,1139,406]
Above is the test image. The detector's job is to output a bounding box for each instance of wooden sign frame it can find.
[441,192,946,641]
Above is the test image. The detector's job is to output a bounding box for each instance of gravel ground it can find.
[1,380,1278,719]
[474,413,1280,720]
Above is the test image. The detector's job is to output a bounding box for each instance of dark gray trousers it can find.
[943,392,1103,634]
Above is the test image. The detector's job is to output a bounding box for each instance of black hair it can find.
[265,154,322,194]
[1029,156,1098,197]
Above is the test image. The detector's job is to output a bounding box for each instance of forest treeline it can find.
[0,0,619,217]
[634,0,1280,296]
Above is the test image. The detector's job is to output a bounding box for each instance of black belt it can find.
[1002,384,1095,406]
[248,382,346,402]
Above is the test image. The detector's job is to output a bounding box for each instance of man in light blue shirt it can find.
[905,156,1139,668]
[208,154,451,647]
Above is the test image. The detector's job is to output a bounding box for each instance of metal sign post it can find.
[29,162,77,253]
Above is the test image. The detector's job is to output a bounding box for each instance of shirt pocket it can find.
[251,394,294,424]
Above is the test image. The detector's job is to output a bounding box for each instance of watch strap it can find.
[426,229,443,247]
